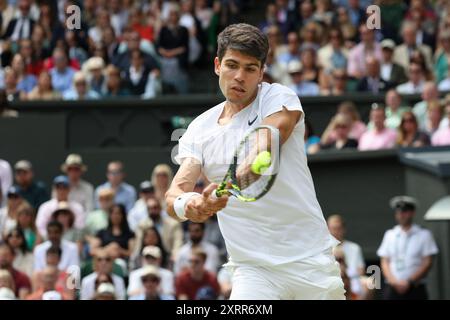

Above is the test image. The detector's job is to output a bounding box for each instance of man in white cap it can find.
[380,39,407,88]
[59,154,94,212]
[377,195,438,300]
[129,265,174,300]
[287,60,320,96]
[63,71,101,100]
[127,245,174,298]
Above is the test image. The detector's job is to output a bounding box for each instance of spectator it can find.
[314,114,358,152]
[51,202,84,247]
[129,8,154,43]
[321,101,366,145]
[422,100,443,135]
[0,270,17,299]
[127,245,174,298]
[15,202,37,251]
[101,26,120,65]
[87,8,111,48]
[3,67,24,101]
[0,158,13,207]
[33,220,79,272]
[93,282,116,300]
[304,119,321,154]
[109,0,128,39]
[35,175,85,239]
[174,222,219,275]
[157,8,190,94]
[103,64,129,97]
[0,243,31,299]
[59,154,94,213]
[396,62,426,95]
[63,71,101,100]
[336,7,357,49]
[80,249,126,300]
[380,39,407,88]
[317,29,348,73]
[27,266,71,300]
[276,31,301,67]
[377,196,438,300]
[175,248,220,300]
[151,164,173,210]
[85,189,114,237]
[128,181,155,233]
[179,0,204,65]
[123,49,161,97]
[13,160,48,210]
[83,57,106,96]
[300,48,320,83]
[129,265,174,300]
[18,39,45,77]
[95,161,136,213]
[393,21,433,73]
[431,101,450,146]
[1,0,35,43]
[31,246,74,300]
[129,226,168,271]
[91,204,134,260]
[10,53,37,93]
[396,112,430,148]
[347,24,382,79]
[136,198,183,263]
[384,89,411,130]
[299,22,322,52]
[26,71,61,101]
[5,227,33,277]
[358,104,397,151]
[0,186,24,238]
[288,60,320,96]
[320,68,349,96]
[412,82,439,128]
[437,58,450,92]
[327,215,365,299]
[356,56,390,93]
[49,48,76,94]
[0,0,16,37]
[434,29,450,84]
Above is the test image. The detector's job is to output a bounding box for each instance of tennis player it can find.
[166,23,344,300]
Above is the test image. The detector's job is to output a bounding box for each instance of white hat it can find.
[61,154,87,173]
[96,282,116,295]
[0,287,16,300]
[42,290,62,300]
[140,265,160,279]
[85,57,105,71]
[381,39,396,50]
[287,60,302,74]
[142,245,161,259]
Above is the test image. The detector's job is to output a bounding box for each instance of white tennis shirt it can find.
[176,82,338,266]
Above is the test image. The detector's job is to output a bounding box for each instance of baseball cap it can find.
[381,39,396,50]
[14,160,32,171]
[390,195,418,211]
[42,290,62,300]
[142,245,161,259]
[7,186,21,196]
[96,282,116,296]
[53,175,70,187]
[139,181,154,193]
[0,287,16,300]
[61,154,87,173]
[140,265,160,279]
[287,60,302,74]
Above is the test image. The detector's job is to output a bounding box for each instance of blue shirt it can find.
[95,182,136,212]
[50,67,76,94]
[290,81,320,96]
[63,88,100,100]
[17,75,37,93]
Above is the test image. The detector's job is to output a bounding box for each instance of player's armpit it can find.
[262,106,302,144]
[165,157,202,221]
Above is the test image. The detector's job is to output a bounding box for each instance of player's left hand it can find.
[185,183,229,222]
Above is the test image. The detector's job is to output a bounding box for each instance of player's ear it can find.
[214,57,221,76]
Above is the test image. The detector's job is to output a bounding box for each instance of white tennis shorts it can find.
[227,249,345,300]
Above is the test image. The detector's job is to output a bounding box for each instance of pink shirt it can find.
[358,128,397,151]
[347,42,382,78]
[431,127,450,146]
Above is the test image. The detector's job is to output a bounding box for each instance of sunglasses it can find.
[107,170,122,176]
[142,277,159,283]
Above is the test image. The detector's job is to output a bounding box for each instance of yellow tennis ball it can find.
[251,151,272,174]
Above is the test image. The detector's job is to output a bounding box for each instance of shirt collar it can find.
[394,224,420,236]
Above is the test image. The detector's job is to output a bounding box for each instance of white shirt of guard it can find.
[81,272,126,300]
[176,82,338,266]
[342,240,365,296]
[377,224,438,283]
[33,240,80,272]
[127,266,174,297]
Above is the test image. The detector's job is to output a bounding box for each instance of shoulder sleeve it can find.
[421,230,439,257]
[377,231,392,258]
[260,84,304,120]
[174,123,203,165]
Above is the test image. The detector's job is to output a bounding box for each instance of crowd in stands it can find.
[0,155,231,300]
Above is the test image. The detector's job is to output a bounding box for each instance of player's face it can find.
[215,49,264,108]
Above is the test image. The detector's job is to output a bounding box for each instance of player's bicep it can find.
[262,106,302,144]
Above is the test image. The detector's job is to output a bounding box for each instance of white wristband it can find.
[174,192,200,221]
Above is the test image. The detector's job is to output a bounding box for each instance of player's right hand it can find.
[185,183,229,222]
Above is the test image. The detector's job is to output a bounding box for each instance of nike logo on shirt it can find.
[248,115,258,126]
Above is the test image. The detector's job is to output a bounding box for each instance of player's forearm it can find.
[166,186,190,221]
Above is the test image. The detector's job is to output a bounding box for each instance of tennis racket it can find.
[213,125,280,202]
